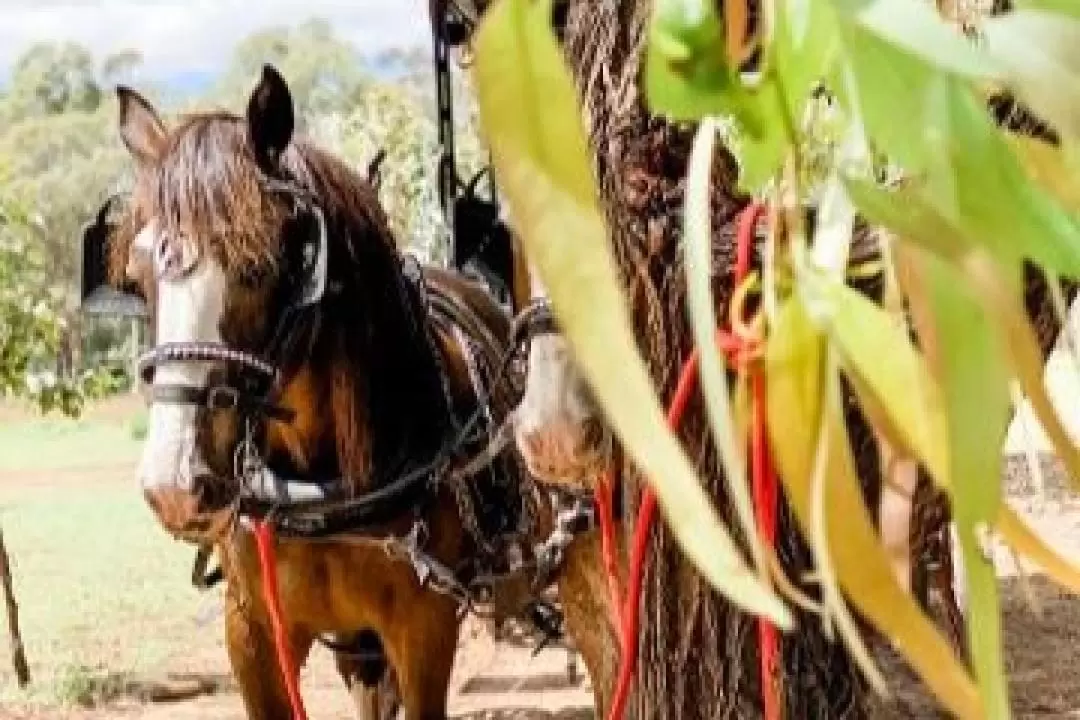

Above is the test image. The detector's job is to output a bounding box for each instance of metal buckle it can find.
[207,386,240,411]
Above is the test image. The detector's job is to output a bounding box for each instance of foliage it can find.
[0,197,90,416]
[0,23,481,407]
[473,0,1080,716]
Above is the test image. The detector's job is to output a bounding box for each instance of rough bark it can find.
[0,525,30,688]
[559,1,1077,718]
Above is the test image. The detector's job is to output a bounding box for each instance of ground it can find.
[2,396,1080,718]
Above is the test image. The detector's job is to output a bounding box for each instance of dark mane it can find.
[112,111,455,495]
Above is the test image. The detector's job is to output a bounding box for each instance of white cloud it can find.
[0,0,430,78]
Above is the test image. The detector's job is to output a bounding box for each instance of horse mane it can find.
[110,112,455,495]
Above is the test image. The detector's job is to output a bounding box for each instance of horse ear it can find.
[117,86,166,164]
[246,65,295,168]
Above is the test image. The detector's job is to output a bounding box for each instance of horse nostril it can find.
[143,487,202,533]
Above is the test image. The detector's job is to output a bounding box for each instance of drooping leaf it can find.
[772,0,842,112]
[797,268,950,479]
[766,297,981,717]
[931,77,1080,278]
[900,244,1012,719]
[963,248,1080,500]
[833,24,943,176]
[474,0,790,627]
[684,119,766,578]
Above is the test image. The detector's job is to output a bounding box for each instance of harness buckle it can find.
[207,386,240,411]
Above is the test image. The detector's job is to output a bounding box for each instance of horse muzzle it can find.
[143,486,232,544]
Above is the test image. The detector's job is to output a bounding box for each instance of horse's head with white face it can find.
[109,67,388,543]
[509,237,611,487]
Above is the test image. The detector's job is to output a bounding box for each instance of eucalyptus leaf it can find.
[644,0,761,131]
[847,0,998,79]
[907,244,1012,719]
[684,119,766,578]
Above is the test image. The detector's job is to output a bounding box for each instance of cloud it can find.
[0,0,431,79]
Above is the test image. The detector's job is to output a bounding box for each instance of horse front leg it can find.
[332,629,402,720]
[225,587,313,720]
[384,594,460,720]
[558,532,622,717]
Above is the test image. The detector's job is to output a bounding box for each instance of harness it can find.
[78,0,592,657]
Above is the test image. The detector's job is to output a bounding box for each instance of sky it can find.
[0,0,431,82]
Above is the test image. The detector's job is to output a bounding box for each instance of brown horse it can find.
[506,236,623,714]
[105,65,540,720]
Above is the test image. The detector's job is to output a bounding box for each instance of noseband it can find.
[509,298,558,351]
[137,342,295,423]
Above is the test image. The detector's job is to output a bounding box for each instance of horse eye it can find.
[156,235,200,280]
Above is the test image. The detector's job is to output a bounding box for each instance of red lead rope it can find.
[252,519,310,720]
[601,201,780,720]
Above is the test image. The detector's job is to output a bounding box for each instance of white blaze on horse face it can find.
[134,223,228,493]
[513,263,607,484]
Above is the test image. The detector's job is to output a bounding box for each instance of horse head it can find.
[508,235,611,487]
[111,66,454,543]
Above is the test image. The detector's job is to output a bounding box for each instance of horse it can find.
[505,234,623,714]
[103,64,544,720]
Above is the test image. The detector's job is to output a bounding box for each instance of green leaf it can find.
[982,9,1080,141]
[1015,0,1080,16]
[844,0,998,79]
[834,24,943,175]
[644,0,760,130]
[906,245,1012,719]
[474,0,791,627]
[773,0,842,110]
[684,119,766,578]
[932,76,1080,278]
[843,176,969,263]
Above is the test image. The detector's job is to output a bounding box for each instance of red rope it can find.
[604,202,780,720]
[252,519,310,720]
[594,469,625,641]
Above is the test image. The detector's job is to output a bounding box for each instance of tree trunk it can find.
[0,525,30,688]
[560,3,864,716]
[559,1,1077,718]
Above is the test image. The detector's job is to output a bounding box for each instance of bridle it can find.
[133,173,329,450]
[509,298,558,350]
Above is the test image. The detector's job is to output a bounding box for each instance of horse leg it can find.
[384,598,459,720]
[558,533,621,716]
[333,630,401,720]
[225,593,313,720]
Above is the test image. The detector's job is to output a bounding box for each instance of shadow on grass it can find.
[52,665,235,707]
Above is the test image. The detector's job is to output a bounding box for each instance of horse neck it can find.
[266,248,454,495]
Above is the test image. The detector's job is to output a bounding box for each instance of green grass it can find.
[0,402,218,707]
[0,412,144,472]
[0,484,207,705]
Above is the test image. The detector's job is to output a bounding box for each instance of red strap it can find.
[594,469,625,644]
[252,520,309,720]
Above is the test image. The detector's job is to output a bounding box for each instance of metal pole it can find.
[432,0,459,270]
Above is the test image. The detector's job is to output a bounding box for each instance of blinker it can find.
[296,205,328,307]
[80,194,149,318]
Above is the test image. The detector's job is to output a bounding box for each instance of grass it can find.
[0,410,145,473]
[0,399,219,707]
